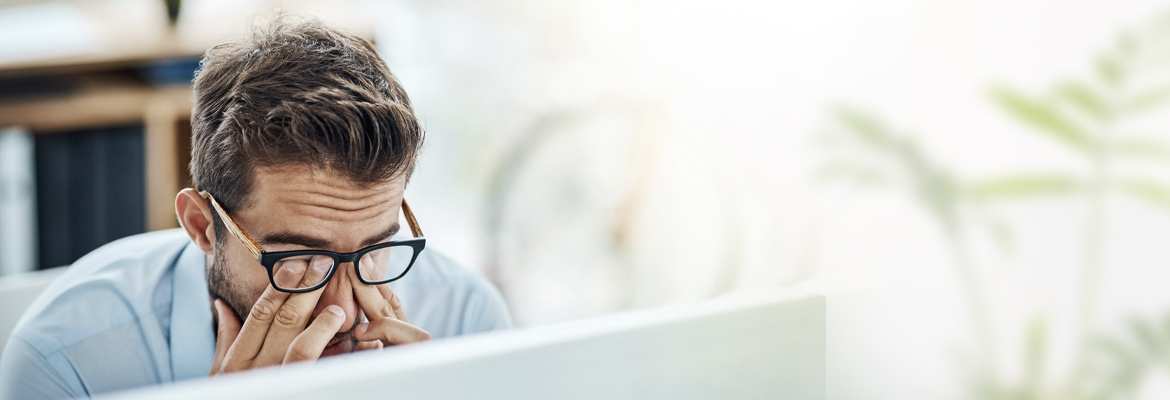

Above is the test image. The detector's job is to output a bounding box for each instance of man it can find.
[0,19,511,398]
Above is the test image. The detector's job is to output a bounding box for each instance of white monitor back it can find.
[106,290,825,400]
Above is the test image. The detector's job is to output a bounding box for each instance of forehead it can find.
[250,166,403,212]
[235,166,405,250]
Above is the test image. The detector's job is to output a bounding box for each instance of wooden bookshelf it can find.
[0,52,198,232]
[0,5,377,239]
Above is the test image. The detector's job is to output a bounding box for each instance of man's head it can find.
[176,19,423,356]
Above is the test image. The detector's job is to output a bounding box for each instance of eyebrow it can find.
[258,222,401,251]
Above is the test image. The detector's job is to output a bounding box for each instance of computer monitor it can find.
[105,290,825,400]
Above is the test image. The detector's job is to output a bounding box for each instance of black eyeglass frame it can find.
[256,239,426,293]
[200,190,427,293]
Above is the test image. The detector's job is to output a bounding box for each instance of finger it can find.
[354,317,430,345]
[356,340,383,352]
[356,253,410,322]
[379,284,410,323]
[270,257,310,289]
[283,305,346,364]
[225,282,293,364]
[210,299,242,376]
[349,254,410,322]
[257,256,334,362]
[348,257,397,320]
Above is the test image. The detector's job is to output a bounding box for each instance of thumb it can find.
[210,299,242,375]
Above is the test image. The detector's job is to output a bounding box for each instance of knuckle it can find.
[285,344,312,363]
[249,301,276,322]
[274,305,303,328]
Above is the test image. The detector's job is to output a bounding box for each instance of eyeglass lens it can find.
[269,246,417,290]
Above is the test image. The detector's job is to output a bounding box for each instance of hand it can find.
[209,257,347,375]
[348,254,431,348]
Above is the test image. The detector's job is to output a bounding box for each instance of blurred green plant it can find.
[818,9,1170,399]
[984,10,1170,398]
[1086,314,1170,400]
[817,106,1001,384]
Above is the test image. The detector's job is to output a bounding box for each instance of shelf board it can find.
[0,82,191,133]
[0,31,201,79]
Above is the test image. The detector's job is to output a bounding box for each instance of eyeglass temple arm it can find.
[401,199,425,238]
[199,191,264,258]
[200,191,422,251]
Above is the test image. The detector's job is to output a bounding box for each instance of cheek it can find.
[221,239,273,303]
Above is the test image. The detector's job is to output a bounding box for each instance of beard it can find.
[207,246,361,355]
[206,246,254,325]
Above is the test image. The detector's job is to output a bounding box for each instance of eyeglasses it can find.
[200,191,426,293]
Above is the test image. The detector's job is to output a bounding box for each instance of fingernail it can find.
[312,258,332,275]
[356,323,368,336]
[286,261,305,275]
[326,305,344,317]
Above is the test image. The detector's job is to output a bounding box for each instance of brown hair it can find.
[190,18,423,218]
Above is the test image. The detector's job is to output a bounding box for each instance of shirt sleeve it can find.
[463,279,514,334]
[0,336,82,400]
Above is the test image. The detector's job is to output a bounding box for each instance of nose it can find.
[310,262,359,333]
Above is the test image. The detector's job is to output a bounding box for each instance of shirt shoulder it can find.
[12,229,189,348]
[391,247,513,337]
[1,229,192,396]
[402,247,491,288]
[0,336,77,400]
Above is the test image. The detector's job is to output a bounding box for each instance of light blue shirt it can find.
[0,229,512,399]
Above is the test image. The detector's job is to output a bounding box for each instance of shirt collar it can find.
[169,241,215,381]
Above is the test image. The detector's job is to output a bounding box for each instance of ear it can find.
[176,188,216,254]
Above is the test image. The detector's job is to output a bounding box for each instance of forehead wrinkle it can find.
[245,166,405,244]
[255,206,398,252]
[269,177,394,194]
[285,203,392,223]
[295,184,394,202]
[281,190,397,215]
[256,165,403,200]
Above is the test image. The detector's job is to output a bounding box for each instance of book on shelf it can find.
[35,125,146,270]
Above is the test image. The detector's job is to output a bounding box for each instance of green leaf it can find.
[1024,317,1047,395]
[1055,81,1109,120]
[830,106,896,148]
[1096,336,1140,373]
[1152,9,1170,37]
[1115,31,1137,58]
[1120,84,1170,115]
[1094,336,1144,398]
[987,217,1015,257]
[1161,313,1170,366]
[1097,55,1124,86]
[990,86,1094,152]
[969,174,1081,202]
[1111,137,1170,162]
[1128,317,1162,360]
[1120,178,1170,213]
